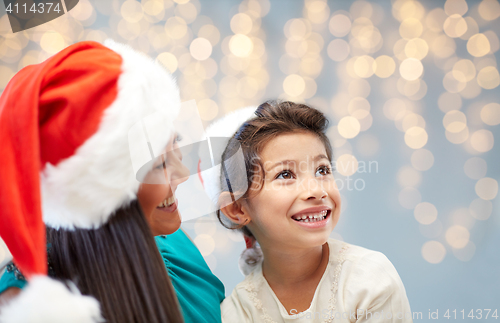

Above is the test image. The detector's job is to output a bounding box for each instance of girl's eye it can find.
[174,134,183,144]
[276,170,294,180]
[316,165,332,177]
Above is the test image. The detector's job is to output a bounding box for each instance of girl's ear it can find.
[219,191,250,225]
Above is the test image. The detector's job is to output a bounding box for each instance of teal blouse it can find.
[0,229,225,323]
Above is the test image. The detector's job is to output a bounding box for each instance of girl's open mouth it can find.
[292,209,329,223]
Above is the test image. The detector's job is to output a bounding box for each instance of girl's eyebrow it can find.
[267,154,330,170]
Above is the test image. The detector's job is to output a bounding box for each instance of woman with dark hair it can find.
[0,40,189,322]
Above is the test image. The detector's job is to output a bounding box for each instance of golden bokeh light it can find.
[348,97,371,119]
[445,225,470,249]
[443,71,466,93]
[348,79,371,98]
[198,25,221,46]
[438,92,462,112]
[422,241,446,264]
[284,18,309,41]
[283,74,305,97]
[400,58,423,81]
[0,66,15,90]
[383,98,406,120]
[230,13,253,35]
[484,30,500,53]
[189,37,212,61]
[229,34,253,57]
[338,116,361,139]
[469,198,493,220]
[478,0,500,21]
[374,55,396,78]
[329,14,351,37]
[194,217,217,236]
[414,202,438,225]
[443,14,467,38]
[445,125,469,144]
[444,0,468,16]
[399,18,423,39]
[405,38,429,60]
[411,149,434,171]
[197,99,218,121]
[480,102,500,126]
[475,177,498,200]
[476,66,500,89]
[425,8,447,33]
[431,34,456,58]
[402,113,426,132]
[305,0,330,24]
[450,208,475,230]
[452,59,476,83]
[398,166,422,187]
[404,126,428,149]
[470,129,494,153]
[460,79,482,99]
[121,0,143,23]
[40,32,66,54]
[142,0,164,17]
[464,157,487,180]
[467,33,491,57]
[353,55,375,78]
[165,16,188,40]
[336,154,359,176]
[399,187,422,209]
[358,113,373,132]
[156,52,178,73]
[327,39,350,62]
[194,234,215,256]
[443,110,467,133]
[393,0,425,21]
[460,17,479,41]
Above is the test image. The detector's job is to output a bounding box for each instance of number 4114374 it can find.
[6,2,62,14]
[444,309,498,320]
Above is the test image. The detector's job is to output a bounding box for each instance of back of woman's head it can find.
[217,100,333,238]
[47,200,184,323]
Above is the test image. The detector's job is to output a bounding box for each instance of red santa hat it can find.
[0,40,179,322]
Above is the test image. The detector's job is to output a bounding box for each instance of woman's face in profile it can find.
[137,134,189,236]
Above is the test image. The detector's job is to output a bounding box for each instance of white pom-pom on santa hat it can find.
[0,276,102,323]
[238,243,263,276]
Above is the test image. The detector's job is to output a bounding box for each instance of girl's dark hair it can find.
[47,200,183,323]
[217,100,333,239]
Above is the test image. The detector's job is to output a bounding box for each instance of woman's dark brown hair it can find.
[47,200,183,323]
[217,100,333,239]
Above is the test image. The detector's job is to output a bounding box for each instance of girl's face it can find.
[242,132,341,251]
[137,134,189,236]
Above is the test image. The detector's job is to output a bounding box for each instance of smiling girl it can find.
[216,101,412,322]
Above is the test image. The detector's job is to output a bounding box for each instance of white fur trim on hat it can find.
[41,40,180,230]
[200,106,257,205]
[0,276,103,323]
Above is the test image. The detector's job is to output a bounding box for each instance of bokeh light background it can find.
[1,0,499,319]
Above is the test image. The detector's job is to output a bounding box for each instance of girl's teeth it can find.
[293,210,328,222]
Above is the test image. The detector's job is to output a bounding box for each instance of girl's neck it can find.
[261,242,329,286]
